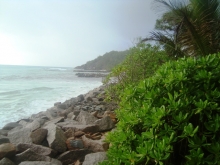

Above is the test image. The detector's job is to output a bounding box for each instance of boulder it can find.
[56,120,80,128]
[8,128,32,145]
[82,135,109,152]
[30,128,48,145]
[2,122,22,130]
[62,124,99,134]
[13,149,51,164]
[16,143,57,157]
[0,157,15,165]
[44,117,64,126]
[66,138,84,150]
[57,149,91,165]
[66,112,75,120]
[64,129,75,139]
[82,152,107,165]
[0,135,10,145]
[94,116,115,131]
[0,129,9,136]
[19,161,58,165]
[77,94,84,102]
[25,118,46,131]
[74,131,85,137]
[76,111,98,125]
[45,124,67,153]
[0,143,16,159]
[45,107,63,120]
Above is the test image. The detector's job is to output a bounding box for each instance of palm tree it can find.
[143,0,220,58]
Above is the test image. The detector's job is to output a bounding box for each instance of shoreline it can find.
[0,84,117,164]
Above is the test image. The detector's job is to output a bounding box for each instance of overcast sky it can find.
[0,0,160,67]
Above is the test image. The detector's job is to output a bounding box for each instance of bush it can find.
[100,53,220,165]
[103,43,170,102]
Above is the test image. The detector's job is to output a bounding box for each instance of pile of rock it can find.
[0,85,118,165]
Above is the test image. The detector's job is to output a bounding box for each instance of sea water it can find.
[0,65,102,128]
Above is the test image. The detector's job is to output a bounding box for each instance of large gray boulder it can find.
[44,124,67,153]
[19,161,58,165]
[0,129,9,136]
[62,124,99,133]
[0,157,15,165]
[0,135,10,145]
[82,152,107,165]
[94,116,115,131]
[2,122,22,130]
[57,149,91,165]
[8,128,32,145]
[13,149,54,164]
[76,111,98,125]
[16,143,57,157]
[25,118,46,131]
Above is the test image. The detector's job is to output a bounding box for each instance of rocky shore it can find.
[0,85,118,165]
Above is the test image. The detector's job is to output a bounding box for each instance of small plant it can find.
[100,53,220,164]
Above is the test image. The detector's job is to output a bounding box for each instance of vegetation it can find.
[143,0,220,58]
[101,53,220,164]
[103,43,170,102]
[99,0,220,164]
[74,50,130,71]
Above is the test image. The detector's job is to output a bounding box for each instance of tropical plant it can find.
[103,43,169,102]
[143,0,220,58]
[100,53,220,164]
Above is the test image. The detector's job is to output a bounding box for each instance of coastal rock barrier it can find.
[0,85,118,165]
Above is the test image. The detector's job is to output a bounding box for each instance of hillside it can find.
[74,50,130,71]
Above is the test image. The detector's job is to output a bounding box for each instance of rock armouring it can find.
[0,85,118,165]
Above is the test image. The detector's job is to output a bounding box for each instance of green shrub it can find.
[100,53,220,165]
[103,43,170,102]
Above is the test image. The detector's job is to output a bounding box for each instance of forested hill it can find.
[74,50,130,71]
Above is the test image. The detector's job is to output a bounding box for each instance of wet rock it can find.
[30,128,48,145]
[0,157,15,165]
[57,149,91,165]
[45,124,67,153]
[76,111,98,125]
[2,122,22,131]
[8,128,32,145]
[16,143,57,157]
[82,152,107,165]
[0,143,16,159]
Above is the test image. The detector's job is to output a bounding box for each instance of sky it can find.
[0,0,160,67]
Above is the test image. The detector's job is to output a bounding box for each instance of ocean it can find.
[0,65,102,128]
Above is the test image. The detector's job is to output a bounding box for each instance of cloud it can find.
[0,0,159,67]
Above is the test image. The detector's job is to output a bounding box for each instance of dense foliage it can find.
[103,43,170,102]
[100,53,220,164]
[144,0,220,58]
[74,50,130,71]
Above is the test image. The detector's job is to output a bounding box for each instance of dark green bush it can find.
[100,53,220,165]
